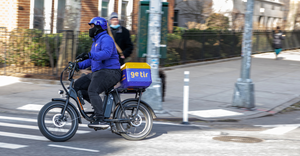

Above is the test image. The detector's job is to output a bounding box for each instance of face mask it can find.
[89,27,97,38]
[110,24,120,29]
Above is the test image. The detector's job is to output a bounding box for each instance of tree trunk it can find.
[57,0,81,71]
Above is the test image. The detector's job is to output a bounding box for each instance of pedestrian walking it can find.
[272,26,285,59]
[108,12,133,65]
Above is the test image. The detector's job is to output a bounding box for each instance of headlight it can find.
[58,90,64,95]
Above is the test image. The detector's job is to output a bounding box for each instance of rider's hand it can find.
[76,52,90,61]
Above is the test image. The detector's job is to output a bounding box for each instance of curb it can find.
[17,77,70,85]
[161,57,241,70]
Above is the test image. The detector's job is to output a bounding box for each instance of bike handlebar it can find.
[60,59,81,97]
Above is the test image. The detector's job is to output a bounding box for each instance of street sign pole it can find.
[232,0,255,109]
[142,0,163,110]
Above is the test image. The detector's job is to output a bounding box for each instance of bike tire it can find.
[115,101,153,140]
[37,101,79,142]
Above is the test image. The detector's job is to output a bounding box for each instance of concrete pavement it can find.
[0,50,300,121]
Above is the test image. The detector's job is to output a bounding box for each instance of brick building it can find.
[0,0,174,33]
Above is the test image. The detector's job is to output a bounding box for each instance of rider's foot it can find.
[88,119,109,128]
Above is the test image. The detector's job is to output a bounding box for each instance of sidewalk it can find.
[0,50,300,121]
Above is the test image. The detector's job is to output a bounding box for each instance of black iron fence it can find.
[0,28,91,78]
[0,28,300,78]
[161,30,300,66]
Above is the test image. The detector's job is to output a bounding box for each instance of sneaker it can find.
[88,120,109,128]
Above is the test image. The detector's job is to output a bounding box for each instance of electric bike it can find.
[37,60,156,141]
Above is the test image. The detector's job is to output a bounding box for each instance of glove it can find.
[76,52,89,61]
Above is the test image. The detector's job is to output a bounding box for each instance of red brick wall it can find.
[17,0,30,29]
[167,0,174,33]
[131,0,140,34]
[114,0,119,13]
[80,0,99,31]
[0,0,18,31]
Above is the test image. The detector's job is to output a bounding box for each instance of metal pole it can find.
[232,0,255,109]
[4,28,7,75]
[182,71,190,124]
[142,0,163,111]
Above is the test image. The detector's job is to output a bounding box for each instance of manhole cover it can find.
[213,136,263,143]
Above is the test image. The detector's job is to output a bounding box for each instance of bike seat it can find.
[105,86,115,94]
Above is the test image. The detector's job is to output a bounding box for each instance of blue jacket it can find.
[78,31,120,72]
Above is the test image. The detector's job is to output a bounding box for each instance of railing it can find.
[0,28,300,78]
[0,28,91,78]
[160,30,300,66]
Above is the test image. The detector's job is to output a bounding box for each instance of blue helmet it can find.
[88,17,107,30]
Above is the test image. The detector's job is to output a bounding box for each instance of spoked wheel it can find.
[115,102,153,140]
[38,101,79,142]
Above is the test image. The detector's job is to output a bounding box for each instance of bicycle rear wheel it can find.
[38,101,78,142]
[115,101,153,140]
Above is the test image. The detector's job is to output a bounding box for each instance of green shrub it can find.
[76,31,92,55]
[6,29,62,67]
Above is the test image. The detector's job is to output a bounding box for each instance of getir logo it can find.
[131,71,148,78]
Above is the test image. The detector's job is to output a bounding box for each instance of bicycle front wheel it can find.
[37,101,79,142]
[115,101,153,140]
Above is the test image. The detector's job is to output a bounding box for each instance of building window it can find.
[121,1,128,20]
[173,10,178,26]
[120,1,128,26]
[272,5,275,10]
[101,1,109,18]
[56,0,66,32]
[33,0,44,29]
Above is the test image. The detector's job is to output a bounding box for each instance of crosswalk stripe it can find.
[260,126,299,135]
[48,144,99,153]
[0,116,36,122]
[0,131,48,141]
[0,116,88,127]
[0,142,28,149]
[0,122,90,134]
[17,104,43,111]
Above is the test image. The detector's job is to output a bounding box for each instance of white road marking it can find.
[189,109,243,118]
[0,131,48,141]
[0,122,90,134]
[256,124,300,135]
[0,116,88,127]
[0,142,28,149]
[0,116,36,122]
[260,126,299,135]
[17,104,44,111]
[48,144,99,153]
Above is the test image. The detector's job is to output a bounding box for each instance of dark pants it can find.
[74,69,121,120]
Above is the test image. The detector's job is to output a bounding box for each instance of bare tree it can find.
[57,0,81,71]
[174,0,212,29]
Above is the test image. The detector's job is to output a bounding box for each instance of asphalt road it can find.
[0,110,300,156]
